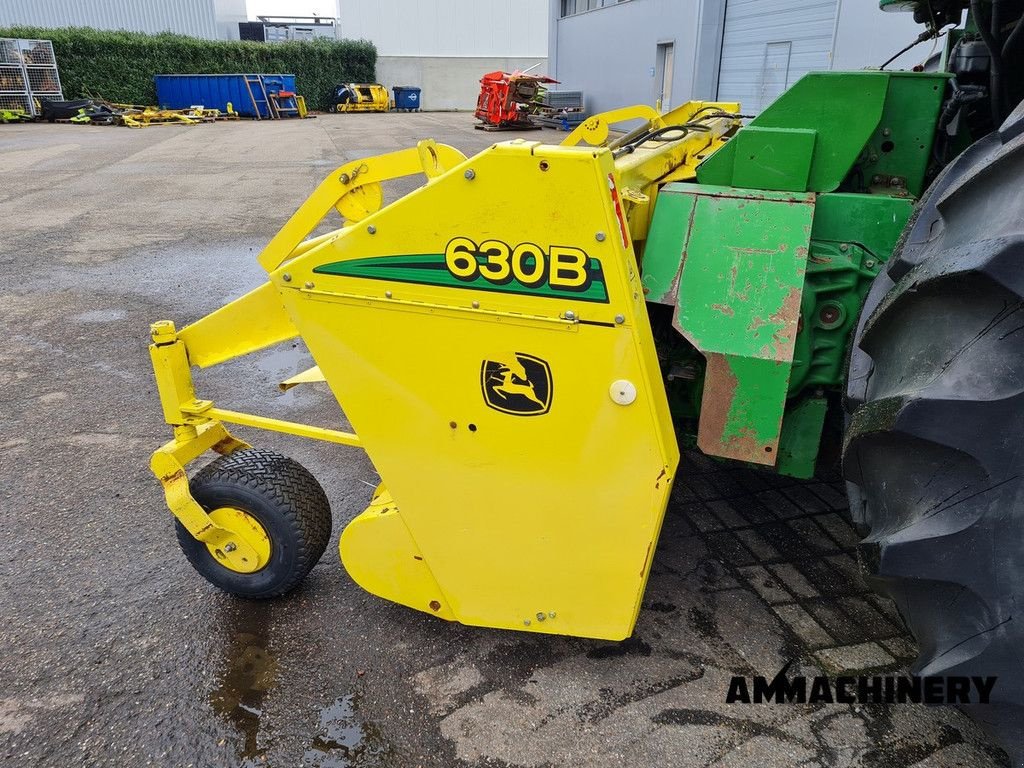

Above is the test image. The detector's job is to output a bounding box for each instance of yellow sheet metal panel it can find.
[274,140,679,640]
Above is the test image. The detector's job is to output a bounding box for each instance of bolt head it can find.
[472,300,480,308]
[339,172,350,184]
[385,290,393,298]
[536,612,546,621]
[614,314,625,324]
[839,243,849,252]
[882,127,892,137]
[564,310,576,321]
[865,259,876,269]
[524,619,531,626]
[548,611,556,619]
[304,281,314,289]
[367,225,377,234]
[224,542,237,553]
[595,232,606,242]
[282,273,292,282]
[464,169,476,180]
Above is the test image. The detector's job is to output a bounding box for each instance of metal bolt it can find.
[524,619,531,626]
[549,612,556,619]
[464,169,476,180]
[872,175,884,184]
[869,154,878,163]
[614,314,625,325]
[819,305,841,325]
[304,281,314,289]
[889,177,904,188]
[595,231,606,242]
[339,172,351,184]
[224,542,237,553]
[367,225,377,234]
[564,310,576,321]
[471,300,480,308]
[385,290,393,298]
[865,259,877,269]
[882,127,892,137]
[536,612,546,622]
[282,273,292,282]
[839,243,849,252]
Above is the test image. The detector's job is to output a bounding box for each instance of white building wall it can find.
[338,0,548,56]
[0,0,220,39]
[337,0,549,110]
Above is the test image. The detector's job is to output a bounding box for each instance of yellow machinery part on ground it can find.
[335,83,391,113]
[148,102,739,640]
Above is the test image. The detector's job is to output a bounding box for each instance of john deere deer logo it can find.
[481,353,552,416]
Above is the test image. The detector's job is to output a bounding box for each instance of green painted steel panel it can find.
[776,397,829,478]
[672,185,815,464]
[697,71,948,196]
[731,127,817,192]
[641,189,694,303]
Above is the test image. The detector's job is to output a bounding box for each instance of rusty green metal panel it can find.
[670,185,814,465]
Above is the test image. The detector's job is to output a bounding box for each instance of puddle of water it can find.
[304,694,390,767]
[211,604,277,763]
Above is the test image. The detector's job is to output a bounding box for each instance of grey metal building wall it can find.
[548,0,725,115]
[550,0,930,116]
[0,0,220,39]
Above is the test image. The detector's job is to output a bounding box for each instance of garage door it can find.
[716,0,839,112]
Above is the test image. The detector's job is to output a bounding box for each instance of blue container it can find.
[154,74,297,118]
[392,86,421,112]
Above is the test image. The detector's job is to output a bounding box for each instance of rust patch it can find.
[697,353,738,450]
[766,286,803,361]
[639,542,653,578]
[697,354,778,465]
[711,302,735,317]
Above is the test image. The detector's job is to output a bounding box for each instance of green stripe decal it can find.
[313,253,609,303]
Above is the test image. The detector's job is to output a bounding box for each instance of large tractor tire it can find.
[844,102,1024,762]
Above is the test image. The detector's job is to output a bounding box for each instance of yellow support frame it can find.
[148,140,471,550]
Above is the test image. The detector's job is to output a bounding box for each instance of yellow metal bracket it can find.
[149,319,362,556]
[149,421,261,570]
[258,141,468,273]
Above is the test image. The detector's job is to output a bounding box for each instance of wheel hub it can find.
[203,507,271,574]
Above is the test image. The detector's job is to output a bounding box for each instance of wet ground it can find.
[0,114,1009,767]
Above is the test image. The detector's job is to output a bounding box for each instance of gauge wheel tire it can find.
[844,102,1024,761]
[175,447,332,598]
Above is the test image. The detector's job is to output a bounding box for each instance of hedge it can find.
[0,26,376,111]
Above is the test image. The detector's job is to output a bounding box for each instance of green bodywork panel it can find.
[641,69,946,476]
[648,184,814,465]
[776,397,829,479]
[697,71,948,197]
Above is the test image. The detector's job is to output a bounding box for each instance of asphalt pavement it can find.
[0,114,1009,767]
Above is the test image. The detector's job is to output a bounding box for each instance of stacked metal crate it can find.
[533,90,585,131]
[0,38,63,118]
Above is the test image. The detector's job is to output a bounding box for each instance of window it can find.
[561,0,630,18]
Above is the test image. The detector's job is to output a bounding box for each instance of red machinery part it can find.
[475,70,558,128]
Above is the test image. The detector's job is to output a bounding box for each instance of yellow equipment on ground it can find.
[333,83,391,113]
[148,101,740,640]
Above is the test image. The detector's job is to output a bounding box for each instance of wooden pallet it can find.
[474,122,542,132]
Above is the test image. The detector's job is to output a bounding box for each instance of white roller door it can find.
[716,0,839,112]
